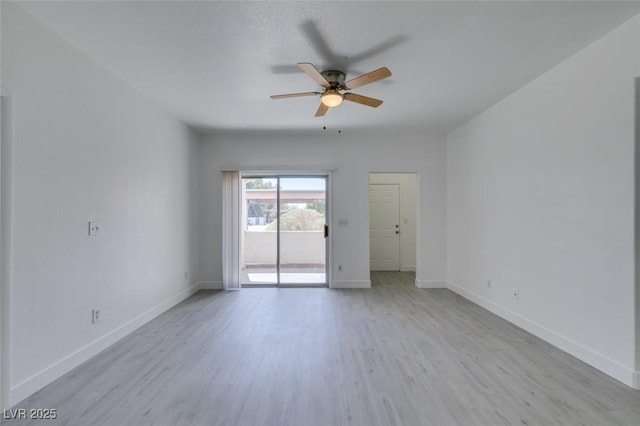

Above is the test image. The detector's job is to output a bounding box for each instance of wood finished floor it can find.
[6,272,640,425]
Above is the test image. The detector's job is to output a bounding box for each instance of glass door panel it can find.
[240,177,278,285]
[278,177,327,285]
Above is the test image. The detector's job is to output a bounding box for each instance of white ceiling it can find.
[16,1,640,133]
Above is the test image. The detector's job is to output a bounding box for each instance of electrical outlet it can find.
[88,221,101,236]
[513,289,519,300]
[92,309,100,324]
[487,280,492,289]
[338,265,343,272]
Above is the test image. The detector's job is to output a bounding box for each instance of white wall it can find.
[2,3,200,404]
[369,173,417,271]
[197,128,446,289]
[447,15,640,388]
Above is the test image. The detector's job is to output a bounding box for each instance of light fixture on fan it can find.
[271,62,391,117]
[321,89,343,107]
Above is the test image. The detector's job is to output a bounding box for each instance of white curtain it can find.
[222,171,241,290]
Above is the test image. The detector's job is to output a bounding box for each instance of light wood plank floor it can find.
[6,272,640,425]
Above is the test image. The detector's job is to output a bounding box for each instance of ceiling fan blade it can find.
[344,67,392,89]
[270,92,320,99]
[315,103,329,117]
[301,21,340,66]
[343,92,383,108]
[298,62,331,88]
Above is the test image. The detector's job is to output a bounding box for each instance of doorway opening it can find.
[240,175,329,287]
[369,173,417,272]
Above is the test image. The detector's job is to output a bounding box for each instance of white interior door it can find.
[369,184,400,271]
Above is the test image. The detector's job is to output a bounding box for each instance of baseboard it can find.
[400,265,416,272]
[415,279,447,288]
[10,282,201,405]
[331,280,371,289]
[198,281,223,290]
[446,280,639,390]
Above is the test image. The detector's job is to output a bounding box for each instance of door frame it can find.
[239,171,331,287]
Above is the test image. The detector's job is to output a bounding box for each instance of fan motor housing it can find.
[321,70,346,86]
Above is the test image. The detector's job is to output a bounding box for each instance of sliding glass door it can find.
[240,175,328,287]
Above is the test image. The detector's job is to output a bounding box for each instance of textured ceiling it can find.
[15,1,640,133]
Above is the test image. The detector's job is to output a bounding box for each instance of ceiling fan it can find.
[270,62,392,117]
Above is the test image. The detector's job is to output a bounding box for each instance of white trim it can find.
[198,281,223,290]
[224,166,336,173]
[636,76,640,391]
[331,280,371,289]
[400,265,416,272]
[415,279,446,288]
[446,280,639,390]
[1,93,13,410]
[0,94,4,411]
[10,283,200,405]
